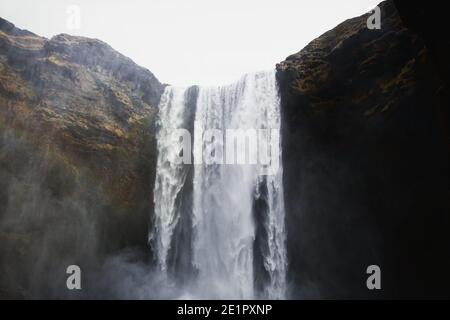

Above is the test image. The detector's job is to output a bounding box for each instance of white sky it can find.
[1,0,379,86]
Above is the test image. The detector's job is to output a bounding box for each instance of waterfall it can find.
[151,86,189,274]
[151,70,287,299]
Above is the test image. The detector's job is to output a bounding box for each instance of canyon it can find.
[0,0,449,299]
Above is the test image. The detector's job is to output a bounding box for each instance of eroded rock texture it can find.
[0,17,164,298]
[277,0,450,298]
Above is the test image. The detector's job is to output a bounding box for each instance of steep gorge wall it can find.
[276,0,450,298]
[1,0,450,299]
[0,17,164,298]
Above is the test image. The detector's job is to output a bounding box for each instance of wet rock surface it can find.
[277,0,450,298]
[0,17,164,298]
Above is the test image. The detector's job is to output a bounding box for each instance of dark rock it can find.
[277,0,450,298]
[0,18,164,298]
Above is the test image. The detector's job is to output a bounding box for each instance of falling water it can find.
[151,86,189,273]
[151,70,287,299]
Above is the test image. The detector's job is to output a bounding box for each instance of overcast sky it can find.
[1,0,379,86]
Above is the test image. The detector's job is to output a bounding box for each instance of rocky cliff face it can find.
[0,18,164,298]
[277,0,450,298]
[2,0,449,300]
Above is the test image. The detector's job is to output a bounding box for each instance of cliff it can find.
[0,17,164,298]
[1,0,450,299]
[276,0,450,298]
